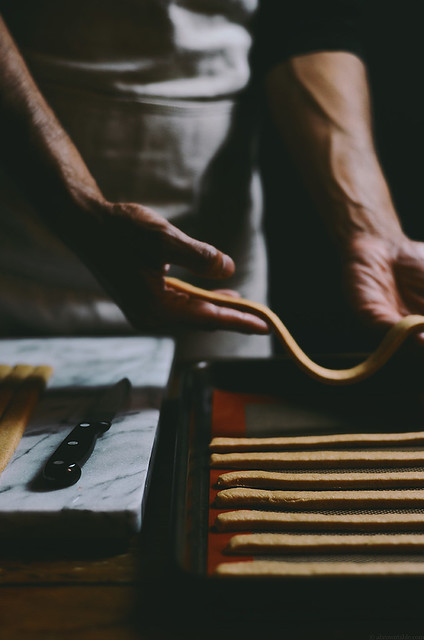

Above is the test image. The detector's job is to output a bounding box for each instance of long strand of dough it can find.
[215,487,424,510]
[211,450,424,469]
[0,365,35,417]
[165,276,424,385]
[0,365,53,474]
[215,510,424,532]
[0,365,13,416]
[214,560,424,577]
[225,533,424,555]
[0,365,12,381]
[216,470,424,490]
[210,431,424,452]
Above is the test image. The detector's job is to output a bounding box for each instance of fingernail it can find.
[222,254,234,273]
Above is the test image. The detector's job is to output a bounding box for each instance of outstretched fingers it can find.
[163,285,270,334]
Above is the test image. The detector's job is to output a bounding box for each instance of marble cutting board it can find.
[0,336,175,544]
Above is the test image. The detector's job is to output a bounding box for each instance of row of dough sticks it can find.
[209,431,424,576]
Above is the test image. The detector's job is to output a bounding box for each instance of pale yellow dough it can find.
[216,470,424,490]
[215,561,424,576]
[0,365,53,475]
[165,276,424,385]
[210,450,424,469]
[225,532,424,554]
[215,487,424,510]
[210,431,424,452]
[215,510,424,532]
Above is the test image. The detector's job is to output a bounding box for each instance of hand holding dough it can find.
[166,277,424,385]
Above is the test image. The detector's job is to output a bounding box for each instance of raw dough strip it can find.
[165,276,424,385]
[215,487,424,510]
[0,365,35,417]
[214,560,424,576]
[0,365,13,416]
[0,365,12,380]
[216,470,424,490]
[225,532,424,555]
[215,510,424,532]
[0,365,53,474]
[211,450,424,470]
[210,431,424,452]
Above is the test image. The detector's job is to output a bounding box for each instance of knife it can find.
[43,378,131,488]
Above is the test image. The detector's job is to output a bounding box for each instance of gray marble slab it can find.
[0,336,175,543]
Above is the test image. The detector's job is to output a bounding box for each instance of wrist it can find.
[327,194,404,252]
[66,181,108,221]
[315,133,404,251]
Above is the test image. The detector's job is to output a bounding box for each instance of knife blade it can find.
[43,378,131,488]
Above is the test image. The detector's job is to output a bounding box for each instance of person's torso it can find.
[0,0,269,348]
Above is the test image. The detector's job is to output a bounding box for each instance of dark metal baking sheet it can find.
[170,355,424,623]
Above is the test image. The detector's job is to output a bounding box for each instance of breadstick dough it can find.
[166,277,424,385]
[211,450,424,469]
[215,487,424,510]
[210,431,424,452]
[216,470,424,490]
[225,532,424,554]
[215,561,424,576]
[215,510,424,532]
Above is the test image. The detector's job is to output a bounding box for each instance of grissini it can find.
[0,365,53,475]
[210,431,424,452]
[0,364,34,417]
[215,510,424,532]
[0,365,12,381]
[215,487,424,510]
[225,533,424,555]
[165,276,424,385]
[216,470,424,490]
[210,450,424,470]
[214,561,424,576]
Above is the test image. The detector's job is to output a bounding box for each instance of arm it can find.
[0,15,268,335]
[265,50,424,333]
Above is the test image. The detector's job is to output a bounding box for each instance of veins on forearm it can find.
[265,52,403,248]
[0,14,104,222]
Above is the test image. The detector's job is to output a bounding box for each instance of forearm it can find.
[265,51,404,250]
[0,15,105,236]
[0,17,271,337]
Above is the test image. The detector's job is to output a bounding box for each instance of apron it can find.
[0,0,271,358]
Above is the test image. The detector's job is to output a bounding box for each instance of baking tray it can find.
[170,354,424,626]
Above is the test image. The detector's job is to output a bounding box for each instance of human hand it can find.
[75,201,269,335]
[0,16,267,337]
[342,233,424,342]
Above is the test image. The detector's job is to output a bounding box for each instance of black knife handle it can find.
[43,420,111,487]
